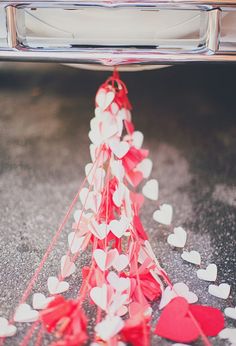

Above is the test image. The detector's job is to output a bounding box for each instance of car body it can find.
[0,1,236,70]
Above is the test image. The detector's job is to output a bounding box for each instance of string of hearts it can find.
[0,69,235,346]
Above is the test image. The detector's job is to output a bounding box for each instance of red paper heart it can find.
[155,297,199,343]
[155,297,224,343]
[189,304,224,336]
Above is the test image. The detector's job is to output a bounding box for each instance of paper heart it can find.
[107,271,130,292]
[110,159,125,181]
[153,204,173,225]
[159,283,198,309]
[96,88,115,110]
[61,255,76,278]
[95,316,124,341]
[132,131,144,149]
[109,293,128,316]
[113,254,129,272]
[142,179,159,201]
[155,297,199,343]
[102,116,119,139]
[79,188,101,213]
[47,276,69,295]
[136,158,153,179]
[109,215,129,238]
[0,318,17,337]
[197,263,217,281]
[32,293,54,310]
[90,220,108,240]
[68,232,85,254]
[112,183,125,207]
[208,283,231,299]
[14,304,39,323]
[93,248,118,271]
[219,328,236,344]
[189,304,224,336]
[155,297,224,342]
[167,227,187,248]
[181,250,201,265]
[90,284,108,311]
[224,306,236,320]
[85,164,105,191]
[109,141,130,159]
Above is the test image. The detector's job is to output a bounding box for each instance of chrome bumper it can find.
[0,1,236,66]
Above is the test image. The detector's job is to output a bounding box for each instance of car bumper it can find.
[0,1,236,67]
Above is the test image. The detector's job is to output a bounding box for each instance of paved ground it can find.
[0,62,235,345]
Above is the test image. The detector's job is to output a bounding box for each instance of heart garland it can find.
[0,69,233,346]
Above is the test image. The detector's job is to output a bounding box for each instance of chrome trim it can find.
[0,1,236,65]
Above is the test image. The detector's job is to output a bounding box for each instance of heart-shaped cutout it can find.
[96,88,115,110]
[109,141,130,159]
[32,293,54,310]
[224,306,236,320]
[107,271,130,292]
[113,254,129,272]
[159,283,198,309]
[181,250,201,265]
[109,216,129,239]
[90,284,108,311]
[95,316,124,341]
[136,158,153,179]
[142,179,159,201]
[61,255,76,278]
[208,283,231,299]
[167,227,187,248]
[0,318,17,337]
[153,204,173,225]
[14,304,39,323]
[197,264,217,282]
[90,220,108,240]
[93,248,118,271]
[68,232,85,254]
[47,276,69,295]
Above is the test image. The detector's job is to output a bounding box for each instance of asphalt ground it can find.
[0,62,235,345]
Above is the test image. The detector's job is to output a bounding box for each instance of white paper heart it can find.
[61,255,76,278]
[107,271,130,292]
[167,227,187,248]
[109,141,130,159]
[32,293,54,310]
[93,248,118,271]
[47,276,69,295]
[109,215,129,238]
[95,316,124,341]
[112,184,125,207]
[225,307,236,320]
[110,160,125,181]
[90,284,107,311]
[159,282,198,309]
[90,220,108,240]
[142,179,159,201]
[0,318,17,337]
[14,304,39,323]
[219,328,236,343]
[96,89,115,110]
[136,158,153,179]
[113,254,129,272]
[208,283,231,299]
[68,232,85,254]
[79,188,101,213]
[197,263,217,282]
[153,204,173,225]
[85,164,105,192]
[132,131,144,149]
[181,250,201,265]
